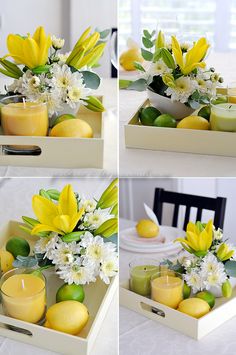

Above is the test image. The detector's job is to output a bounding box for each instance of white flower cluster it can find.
[78,199,114,231]
[184,253,227,293]
[7,63,90,116]
[34,231,118,285]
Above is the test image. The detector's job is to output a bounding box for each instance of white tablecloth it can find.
[119,52,236,177]
[119,218,236,355]
[0,78,117,177]
[0,178,118,355]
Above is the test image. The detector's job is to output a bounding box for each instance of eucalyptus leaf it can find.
[127,78,147,91]
[95,28,111,39]
[142,37,154,49]
[133,62,145,72]
[143,29,152,39]
[141,48,153,61]
[81,70,101,89]
[13,255,38,268]
[189,100,200,109]
[225,260,236,277]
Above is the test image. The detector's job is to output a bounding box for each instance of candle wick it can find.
[229,105,232,109]
[21,279,25,289]
[144,267,147,271]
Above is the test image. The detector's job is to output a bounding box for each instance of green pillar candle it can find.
[210,101,236,132]
[129,264,159,296]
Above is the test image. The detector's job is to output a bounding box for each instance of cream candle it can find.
[151,271,183,309]
[1,270,46,324]
[129,259,159,296]
[210,97,236,132]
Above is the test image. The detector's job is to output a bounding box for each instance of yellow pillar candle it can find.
[1,273,46,323]
[1,102,48,136]
[151,272,183,309]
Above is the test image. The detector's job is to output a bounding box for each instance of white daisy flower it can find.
[165,76,196,103]
[34,234,59,259]
[100,254,118,284]
[184,269,203,293]
[57,258,96,285]
[200,253,223,274]
[51,35,65,50]
[79,198,97,213]
[204,271,227,290]
[213,227,223,241]
[58,52,71,64]
[148,59,172,77]
[51,241,79,266]
[82,209,112,230]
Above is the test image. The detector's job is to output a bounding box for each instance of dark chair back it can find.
[153,188,227,230]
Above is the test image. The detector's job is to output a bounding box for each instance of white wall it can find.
[119,178,236,243]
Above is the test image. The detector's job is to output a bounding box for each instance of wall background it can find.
[119,178,236,242]
[0,0,117,77]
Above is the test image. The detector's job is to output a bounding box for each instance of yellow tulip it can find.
[171,36,210,75]
[7,26,52,69]
[175,220,213,256]
[217,243,235,261]
[31,184,84,235]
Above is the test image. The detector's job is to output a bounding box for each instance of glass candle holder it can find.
[0,268,46,324]
[151,270,183,309]
[1,95,48,154]
[129,258,159,297]
[210,95,236,132]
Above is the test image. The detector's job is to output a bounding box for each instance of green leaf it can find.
[61,231,85,243]
[95,28,111,39]
[143,29,152,39]
[141,48,153,61]
[127,78,147,91]
[32,65,51,74]
[0,67,19,79]
[119,79,132,89]
[225,260,236,277]
[80,70,101,89]
[39,189,51,200]
[133,62,145,72]
[142,37,154,49]
[46,189,60,201]
[153,48,162,62]
[22,216,40,227]
[160,48,175,69]
[0,59,23,78]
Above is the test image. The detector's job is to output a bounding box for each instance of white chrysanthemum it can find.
[179,255,198,269]
[148,59,172,76]
[50,241,79,266]
[213,227,223,241]
[37,90,62,116]
[82,209,112,230]
[165,76,196,103]
[58,52,71,64]
[200,253,222,274]
[34,234,59,259]
[184,269,203,293]
[57,258,96,285]
[195,78,208,94]
[100,254,118,284]
[51,35,65,50]
[81,234,107,261]
[79,198,97,213]
[204,271,227,290]
[51,64,77,89]
[200,253,227,289]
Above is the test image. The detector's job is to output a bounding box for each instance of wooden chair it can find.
[153,188,227,230]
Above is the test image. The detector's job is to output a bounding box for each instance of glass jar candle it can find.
[0,268,46,324]
[129,258,159,297]
[1,95,48,154]
[210,95,236,132]
[151,270,183,309]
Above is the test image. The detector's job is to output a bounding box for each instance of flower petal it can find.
[53,215,71,234]
[31,224,61,235]
[32,195,59,226]
[58,184,77,217]
[69,207,85,231]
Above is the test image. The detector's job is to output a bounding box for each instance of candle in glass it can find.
[151,271,183,309]
[129,259,159,296]
[0,269,46,324]
[210,96,236,132]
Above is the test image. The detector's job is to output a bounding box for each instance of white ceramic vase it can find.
[147,88,194,120]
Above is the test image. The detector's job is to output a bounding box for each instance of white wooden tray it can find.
[120,279,236,339]
[0,221,118,355]
[124,98,236,157]
[0,97,104,169]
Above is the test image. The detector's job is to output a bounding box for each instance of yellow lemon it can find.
[177,115,210,130]
[49,119,93,138]
[0,249,14,273]
[178,298,210,318]
[136,219,159,238]
[45,300,89,335]
[120,48,143,71]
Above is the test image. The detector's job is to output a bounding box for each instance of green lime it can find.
[6,237,30,258]
[198,106,211,121]
[139,107,161,126]
[211,96,228,105]
[183,282,191,299]
[196,291,215,308]
[153,114,177,128]
[56,283,85,303]
[53,114,76,127]
[222,280,232,298]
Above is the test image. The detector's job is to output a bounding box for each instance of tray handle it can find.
[0,316,34,337]
[139,301,166,318]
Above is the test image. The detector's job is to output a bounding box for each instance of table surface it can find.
[0,178,118,355]
[119,52,236,177]
[0,77,117,177]
[119,218,236,355]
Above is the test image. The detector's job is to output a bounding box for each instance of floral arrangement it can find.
[162,220,236,297]
[14,180,118,285]
[127,30,223,109]
[0,26,110,116]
